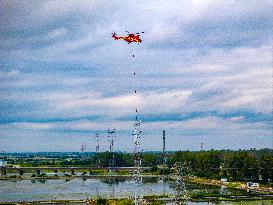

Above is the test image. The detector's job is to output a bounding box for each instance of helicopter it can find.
[112,31,144,44]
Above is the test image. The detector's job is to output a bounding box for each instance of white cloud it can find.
[1,115,270,134]
[0,0,272,151]
[0,70,20,78]
[173,64,227,74]
[47,28,68,39]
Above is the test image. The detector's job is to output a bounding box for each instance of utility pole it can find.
[200,135,204,151]
[162,130,167,194]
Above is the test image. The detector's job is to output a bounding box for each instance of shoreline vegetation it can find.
[0,196,273,205]
[3,149,273,184]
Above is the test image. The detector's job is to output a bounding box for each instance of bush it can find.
[159,168,171,175]
[116,170,129,175]
[151,166,158,173]
[97,197,107,205]
[39,173,47,177]
[227,182,238,189]
[89,169,107,175]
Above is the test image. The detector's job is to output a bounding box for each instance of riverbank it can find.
[1,176,273,204]
[189,177,273,194]
[1,174,273,194]
[0,174,160,181]
[0,196,273,205]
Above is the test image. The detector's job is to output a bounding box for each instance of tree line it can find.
[9,149,273,183]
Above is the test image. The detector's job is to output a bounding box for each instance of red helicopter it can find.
[112,31,144,44]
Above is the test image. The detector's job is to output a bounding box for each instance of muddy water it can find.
[0,176,271,204]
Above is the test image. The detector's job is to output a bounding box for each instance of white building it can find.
[247,182,259,189]
[221,178,228,183]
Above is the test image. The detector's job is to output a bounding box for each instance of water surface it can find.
[0,176,271,204]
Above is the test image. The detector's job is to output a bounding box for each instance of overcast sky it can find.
[0,0,272,152]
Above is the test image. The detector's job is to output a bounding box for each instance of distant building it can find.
[252,183,260,188]
[247,182,259,189]
[221,178,228,183]
[0,159,7,167]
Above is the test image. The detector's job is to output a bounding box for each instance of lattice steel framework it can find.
[95,133,100,168]
[132,53,143,205]
[107,129,116,171]
[173,162,188,205]
[133,118,142,204]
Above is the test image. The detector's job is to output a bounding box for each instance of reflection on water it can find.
[98,176,128,184]
[0,177,270,203]
[0,177,173,202]
[142,177,160,183]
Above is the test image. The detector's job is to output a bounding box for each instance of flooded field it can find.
[1,176,271,204]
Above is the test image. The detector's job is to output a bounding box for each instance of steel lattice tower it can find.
[95,133,100,168]
[133,116,142,204]
[173,162,188,205]
[107,129,116,199]
[107,129,116,171]
[132,53,142,205]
